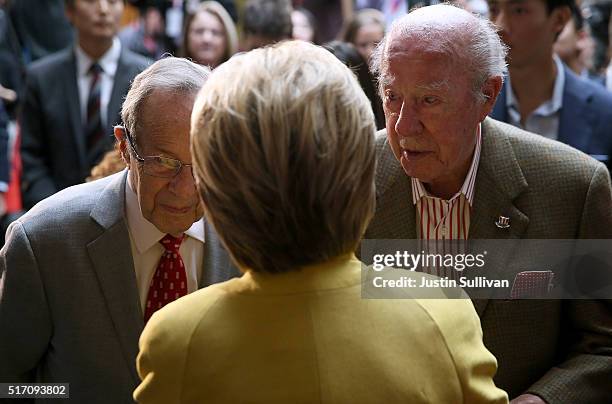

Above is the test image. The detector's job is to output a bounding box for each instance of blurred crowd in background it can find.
[0,0,610,245]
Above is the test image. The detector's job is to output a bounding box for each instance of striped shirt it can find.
[411,124,481,241]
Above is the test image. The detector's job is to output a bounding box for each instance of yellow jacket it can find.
[135,255,508,403]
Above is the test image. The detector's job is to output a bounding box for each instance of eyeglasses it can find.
[116,125,193,179]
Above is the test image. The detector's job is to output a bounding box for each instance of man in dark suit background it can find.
[365,4,612,403]
[19,0,150,209]
[0,57,240,403]
[488,0,612,169]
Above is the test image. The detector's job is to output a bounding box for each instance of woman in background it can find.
[324,40,385,129]
[340,8,385,62]
[291,7,317,43]
[181,1,238,69]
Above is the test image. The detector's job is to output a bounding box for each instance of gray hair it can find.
[370,4,507,102]
[121,57,210,138]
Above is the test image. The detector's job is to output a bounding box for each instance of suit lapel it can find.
[107,49,132,139]
[470,118,530,316]
[471,120,530,240]
[65,49,87,171]
[87,171,143,384]
[199,221,240,288]
[374,132,417,239]
[558,67,595,151]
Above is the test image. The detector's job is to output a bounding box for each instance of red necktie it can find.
[144,234,188,322]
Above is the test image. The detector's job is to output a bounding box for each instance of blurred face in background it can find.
[488,0,569,68]
[292,10,315,42]
[188,10,227,68]
[354,22,384,62]
[143,7,164,37]
[66,0,124,42]
[554,18,594,73]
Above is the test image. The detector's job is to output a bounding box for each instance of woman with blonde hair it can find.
[134,41,507,404]
[181,1,238,68]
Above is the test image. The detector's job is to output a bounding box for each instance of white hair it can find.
[370,4,507,102]
[121,57,210,138]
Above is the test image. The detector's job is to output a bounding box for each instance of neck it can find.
[508,56,557,123]
[565,56,582,76]
[424,148,475,201]
[78,36,114,60]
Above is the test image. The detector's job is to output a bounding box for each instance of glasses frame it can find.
[116,125,194,179]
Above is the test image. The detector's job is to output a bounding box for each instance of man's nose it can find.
[168,165,196,196]
[394,101,422,137]
[202,29,214,41]
[98,0,110,13]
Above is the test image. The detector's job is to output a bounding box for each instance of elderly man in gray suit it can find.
[364,5,612,404]
[0,57,240,403]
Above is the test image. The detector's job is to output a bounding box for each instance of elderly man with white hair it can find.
[365,4,612,404]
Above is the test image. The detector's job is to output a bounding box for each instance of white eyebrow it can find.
[379,76,449,92]
[415,80,449,92]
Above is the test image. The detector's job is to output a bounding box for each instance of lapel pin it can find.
[495,215,510,229]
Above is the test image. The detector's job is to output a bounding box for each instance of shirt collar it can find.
[411,123,481,206]
[75,37,121,78]
[506,54,565,117]
[125,170,205,254]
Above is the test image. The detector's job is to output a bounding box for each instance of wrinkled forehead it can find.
[379,36,459,85]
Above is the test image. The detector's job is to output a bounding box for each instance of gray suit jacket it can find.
[0,171,241,403]
[364,117,612,402]
[19,45,150,209]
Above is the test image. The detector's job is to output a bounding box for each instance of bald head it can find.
[371,4,507,100]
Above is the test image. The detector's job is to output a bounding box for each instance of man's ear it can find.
[478,75,503,121]
[113,126,130,165]
[552,6,572,38]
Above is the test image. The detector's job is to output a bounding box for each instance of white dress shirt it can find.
[75,37,121,128]
[125,171,205,311]
[506,55,565,140]
[411,123,481,241]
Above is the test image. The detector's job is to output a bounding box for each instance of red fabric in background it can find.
[6,125,22,213]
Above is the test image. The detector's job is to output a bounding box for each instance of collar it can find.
[75,37,121,78]
[411,123,481,206]
[238,253,361,295]
[506,54,565,118]
[125,170,205,254]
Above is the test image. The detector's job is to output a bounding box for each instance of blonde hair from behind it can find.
[191,40,377,274]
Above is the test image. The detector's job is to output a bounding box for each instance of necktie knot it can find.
[160,234,184,253]
[89,63,103,76]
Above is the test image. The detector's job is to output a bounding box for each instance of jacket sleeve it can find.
[425,298,509,404]
[133,311,185,404]
[0,220,52,382]
[526,163,612,403]
[19,68,57,209]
